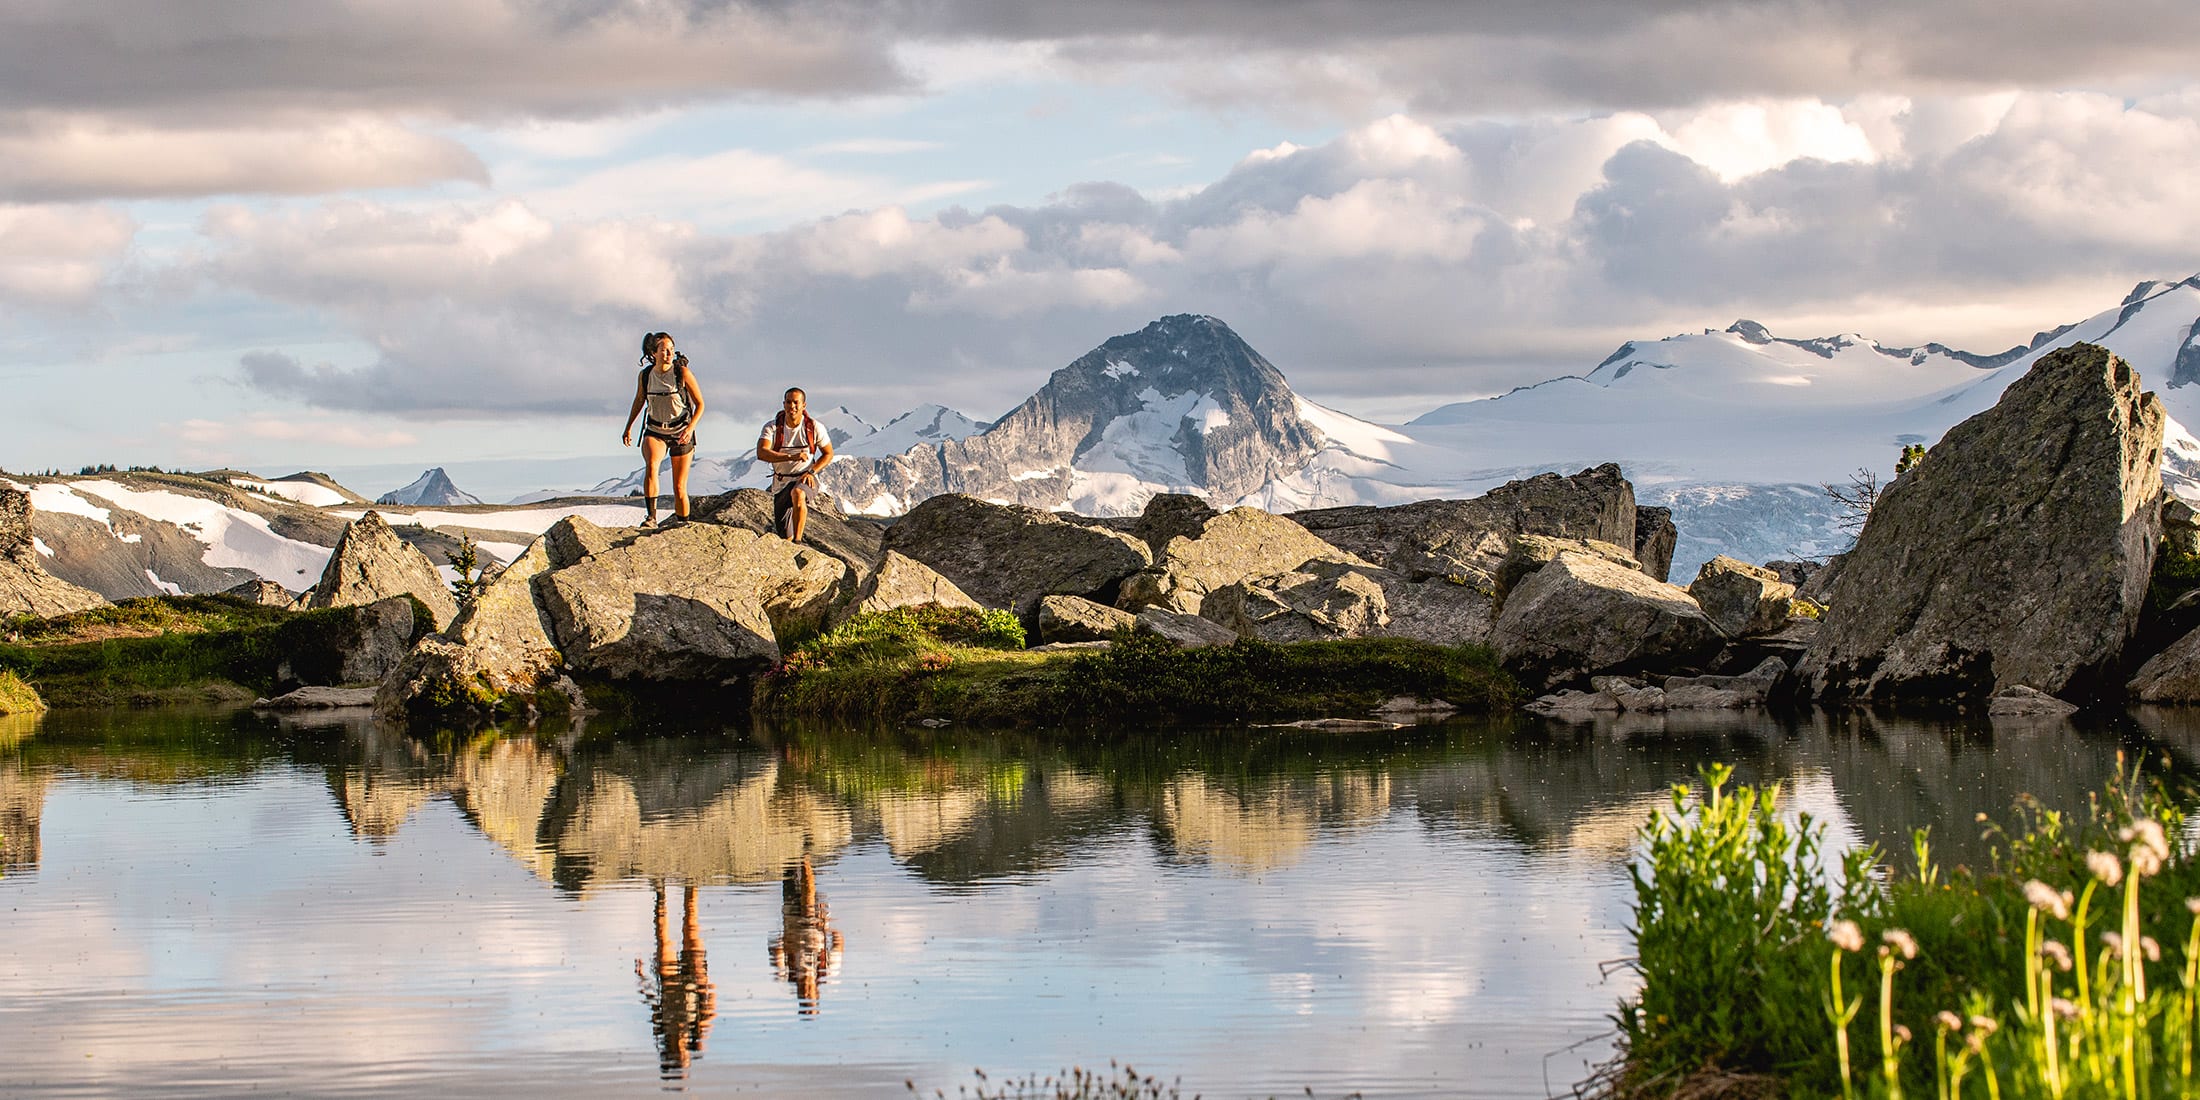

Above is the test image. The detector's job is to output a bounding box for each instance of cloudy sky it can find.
[4,0,2199,499]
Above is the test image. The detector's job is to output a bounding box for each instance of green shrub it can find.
[0,669,43,714]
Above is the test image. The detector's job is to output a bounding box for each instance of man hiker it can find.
[757,387,833,542]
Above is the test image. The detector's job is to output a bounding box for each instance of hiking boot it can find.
[639,514,657,529]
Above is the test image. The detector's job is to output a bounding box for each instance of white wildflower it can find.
[1828,920,1865,953]
[2088,850,2124,887]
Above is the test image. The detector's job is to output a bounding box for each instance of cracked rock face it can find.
[1799,343,2165,702]
[0,485,107,619]
[305,510,460,630]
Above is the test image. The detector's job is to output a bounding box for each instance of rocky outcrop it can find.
[1135,608,1239,648]
[2164,497,2200,557]
[0,485,107,619]
[699,488,887,585]
[1490,551,1723,690]
[1988,686,2079,717]
[1799,344,2165,702]
[304,511,460,630]
[1200,560,1493,645]
[1120,505,1362,615]
[1037,595,1136,643]
[833,551,980,625]
[222,578,298,607]
[331,594,428,684]
[545,515,628,570]
[1634,506,1677,582]
[1688,556,1796,638]
[881,495,1149,617]
[1291,463,1639,585]
[376,535,571,720]
[540,524,846,681]
[2128,624,2200,702]
[1492,535,1641,609]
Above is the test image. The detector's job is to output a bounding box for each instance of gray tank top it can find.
[643,367,689,427]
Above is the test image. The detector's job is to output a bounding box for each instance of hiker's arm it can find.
[621,373,646,445]
[678,368,703,444]
[811,435,834,471]
[757,431,789,463]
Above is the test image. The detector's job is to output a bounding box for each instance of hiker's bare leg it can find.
[670,451,692,517]
[789,486,808,542]
[641,436,667,518]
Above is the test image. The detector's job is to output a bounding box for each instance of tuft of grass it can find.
[0,669,43,714]
[760,607,1516,727]
[1609,762,2200,1100]
[911,1061,1190,1099]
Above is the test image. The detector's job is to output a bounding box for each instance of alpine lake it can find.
[4,703,2195,1099]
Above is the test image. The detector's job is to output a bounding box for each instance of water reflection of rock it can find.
[0,756,50,870]
[1156,772,1392,874]
[324,723,443,840]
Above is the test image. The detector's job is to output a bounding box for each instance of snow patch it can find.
[236,479,348,508]
[1103,358,1141,379]
[340,503,650,535]
[1011,469,1058,482]
[858,493,904,516]
[73,481,334,582]
[143,569,183,597]
[30,536,52,557]
[1185,394,1231,433]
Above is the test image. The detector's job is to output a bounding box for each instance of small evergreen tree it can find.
[446,536,487,611]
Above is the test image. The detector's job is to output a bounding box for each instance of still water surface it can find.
[4,706,2198,1098]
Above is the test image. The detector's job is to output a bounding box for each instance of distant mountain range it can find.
[15,277,2200,597]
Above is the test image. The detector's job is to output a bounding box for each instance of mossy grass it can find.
[1610,761,2200,1099]
[757,604,1518,726]
[0,594,430,708]
[0,669,43,715]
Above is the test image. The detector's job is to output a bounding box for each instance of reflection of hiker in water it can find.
[635,880,716,1078]
[619,331,706,527]
[755,387,832,543]
[768,854,844,1015]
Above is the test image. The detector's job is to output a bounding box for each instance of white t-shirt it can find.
[760,413,826,491]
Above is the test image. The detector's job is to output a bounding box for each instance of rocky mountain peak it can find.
[816,314,1326,515]
[377,468,481,507]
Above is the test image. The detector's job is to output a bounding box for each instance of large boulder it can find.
[1134,608,1239,648]
[545,515,628,569]
[1037,594,1137,643]
[1121,505,1364,615]
[378,536,566,717]
[331,595,428,684]
[2164,497,2200,557]
[1492,534,1641,609]
[1489,551,1724,690]
[1799,344,2165,702]
[831,550,981,625]
[1201,559,1493,645]
[1688,556,1797,638]
[698,488,887,586]
[0,484,107,619]
[881,495,1150,617]
[1290,463,1639,584]
[304,510,460,630]
[2129,624,2200,702]
[222,578,298,607]
[1634,506,1677,583]
[540,523,845,681]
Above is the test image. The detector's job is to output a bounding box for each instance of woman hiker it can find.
[620,331,705,526]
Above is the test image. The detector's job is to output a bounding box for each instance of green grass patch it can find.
[758,605,1517,726]
[0,595,428,708]
[0,669,43,714]
[1610,764,2200,1099]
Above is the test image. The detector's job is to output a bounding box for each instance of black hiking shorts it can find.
[644,421,696,457]
[772,476,814,536]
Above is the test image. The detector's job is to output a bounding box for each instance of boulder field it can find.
[284,342,2200,721]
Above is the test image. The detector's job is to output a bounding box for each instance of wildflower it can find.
[2132,845,2164,878]
[1882,928,1919,960]
[2122,819,2170,863]
[1969,1015,1998,1034]
[2024,879,2071,920]
[2051,998,2079,1020]
[1935,1011,1963,1032]
[2188,897,2200,916]
[2142,935,2163,962]
[2040,940,2074,971]
[1828,920,1865,952]
[1893,1024,1912,1044]
[2101,931,2125,959]
[2088,850,2124,887]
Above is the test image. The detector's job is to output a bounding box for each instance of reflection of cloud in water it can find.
[1158,772,1391,874]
